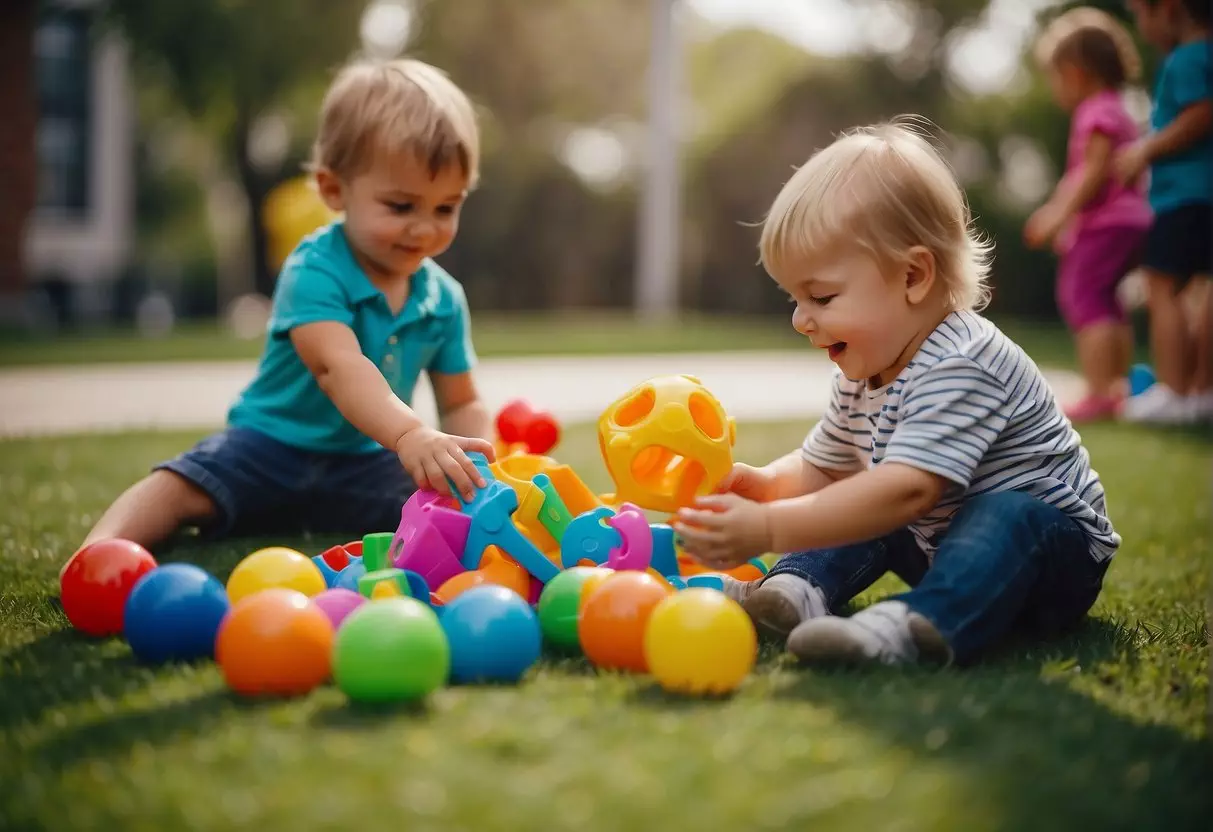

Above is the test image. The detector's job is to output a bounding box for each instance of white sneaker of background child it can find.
[1186,390,1213,423]
[1121,383,1195,425]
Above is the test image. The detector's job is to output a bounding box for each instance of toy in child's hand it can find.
[598,374,736,513]
[495,399,561,456]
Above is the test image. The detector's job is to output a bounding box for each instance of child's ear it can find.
[904,246,937,305]
[314,167,345,213]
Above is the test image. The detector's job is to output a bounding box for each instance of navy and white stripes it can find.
[803,310,1120,561]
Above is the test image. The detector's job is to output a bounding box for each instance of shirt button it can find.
[388,336,398,345]
[384,354,395,364]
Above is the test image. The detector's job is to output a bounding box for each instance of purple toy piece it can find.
[312,588,366,630]
[605,503,653,572]
[389,489,471,590]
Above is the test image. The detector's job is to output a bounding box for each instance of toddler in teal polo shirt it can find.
[69,58,496,564]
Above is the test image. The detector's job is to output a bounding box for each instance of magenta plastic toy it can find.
[312,588,366,629]
[389,490,471,591]
[605,504,653,571]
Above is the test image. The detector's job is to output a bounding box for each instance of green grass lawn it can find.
[0,312,1093,370]
[1,421,1209,830]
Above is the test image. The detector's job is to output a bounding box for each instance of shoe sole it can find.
[786,614,954,667]
[743,589,804,643]
[786,619,871,665]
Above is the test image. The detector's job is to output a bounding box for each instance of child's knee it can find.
[152,470,218,522]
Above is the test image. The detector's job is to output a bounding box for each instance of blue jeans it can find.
[156,427,415,538]
[765,491,1110,664]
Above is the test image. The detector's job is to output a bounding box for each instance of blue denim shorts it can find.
[155,427,415,538]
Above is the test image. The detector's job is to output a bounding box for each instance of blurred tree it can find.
[103,0,365,297]
[0,0,37,307]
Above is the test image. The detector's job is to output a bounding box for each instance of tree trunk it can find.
[0,0,38,305]
[232,112,275,298]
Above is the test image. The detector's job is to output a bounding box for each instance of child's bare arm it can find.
[1115,100,1213,183]
[765,463,946,553]
[1025,133,1113,247]
[430,371,492,441]
[676,463,946,568]
[291,321,493,497]
[720,452,850,503]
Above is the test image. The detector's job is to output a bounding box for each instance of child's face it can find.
[1046,61,1086,110]
[1126,0,1178,50]
[318,152,468,281]
[776,248,931,387]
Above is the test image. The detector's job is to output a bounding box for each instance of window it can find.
[35,7,92,218]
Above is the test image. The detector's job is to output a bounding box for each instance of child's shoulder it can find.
[414,258,470,318]
[914,311,1035,380]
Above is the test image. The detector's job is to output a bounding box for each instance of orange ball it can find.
[215,589,334,697]
[578,571,674,672]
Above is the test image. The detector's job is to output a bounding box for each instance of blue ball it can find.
[1128,364,1156,397]
[440,585,541,684]
[334,560,368,592]
[123,564,230,664]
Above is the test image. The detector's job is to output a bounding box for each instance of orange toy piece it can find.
[578,571,674,672]
[434,547,532,603]
[490,453,601,518]
[598,375,736,514]
[677,552,766,582]
[215,589,333,697]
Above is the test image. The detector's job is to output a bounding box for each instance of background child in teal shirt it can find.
[1119,0,1212,424]
[69,58,495,566]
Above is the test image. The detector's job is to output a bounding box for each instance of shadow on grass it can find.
[764,617,1212,830]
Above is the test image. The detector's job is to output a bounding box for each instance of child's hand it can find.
[1023,204,1064,250]
[717,462,780,503]
[395,426,496,501]
[673,493,773,569]
[1113,141,1149,186]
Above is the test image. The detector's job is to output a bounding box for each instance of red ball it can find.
[523,410,561,455]
[60,539,158,636]
[495,399,535,445]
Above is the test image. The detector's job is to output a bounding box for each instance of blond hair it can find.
[1034,7,1142,87]
[310,58,479,186]
[759,120,992,312]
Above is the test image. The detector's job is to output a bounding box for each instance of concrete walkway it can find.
[0,352,1085,437]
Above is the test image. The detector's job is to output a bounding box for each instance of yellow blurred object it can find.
[644,589,757,695]
[598,374,735,513]
[263,176,338,273]
[226,546,327,604]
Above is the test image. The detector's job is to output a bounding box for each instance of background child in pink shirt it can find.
[1026,7,1151,422]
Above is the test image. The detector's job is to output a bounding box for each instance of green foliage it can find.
[0,421,1208,829]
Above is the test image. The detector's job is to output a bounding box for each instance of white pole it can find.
[636,0,681,322]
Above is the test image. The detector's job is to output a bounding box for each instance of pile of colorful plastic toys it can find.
[59,374,767,703]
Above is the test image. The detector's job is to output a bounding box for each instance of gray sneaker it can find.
[787,600,952,666]
[742,574,830,642]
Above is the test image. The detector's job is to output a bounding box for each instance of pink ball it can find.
[312,588,366,630]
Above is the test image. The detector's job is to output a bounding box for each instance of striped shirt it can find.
[802,310,1119,562]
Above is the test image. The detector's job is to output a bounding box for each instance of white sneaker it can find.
[741,574,830,642]
[1186,390,1213,424]
[787,601,952,666]
[1121,383,1195,425]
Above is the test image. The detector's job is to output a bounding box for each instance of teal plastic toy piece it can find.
[560,507,622,569]
[455,453,559,584]
[648,523,679,576]
[686,573,725,592]
[665,574,688,590]
[531,473,574,541]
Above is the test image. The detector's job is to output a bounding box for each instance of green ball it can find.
[333,598,449,702]
[537,566,603,651]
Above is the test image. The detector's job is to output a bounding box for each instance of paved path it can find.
[0,352,1085,437]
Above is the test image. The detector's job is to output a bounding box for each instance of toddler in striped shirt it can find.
[673,121,1119,667]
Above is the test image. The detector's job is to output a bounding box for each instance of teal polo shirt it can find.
[1149,39,1212,213]
[227,222,477,454]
